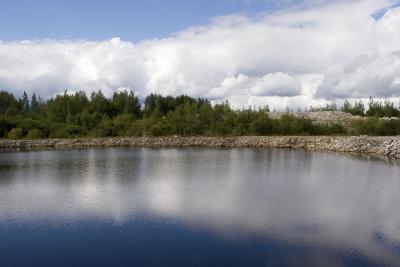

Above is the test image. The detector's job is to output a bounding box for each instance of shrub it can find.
[26,129,43,139]
[92,115,116,137]
[125,120,145,137]
[250,114,272,135]
[51,124,85,138]
[7,128,23,139]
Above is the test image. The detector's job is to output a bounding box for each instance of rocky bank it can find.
[1,136,400,159]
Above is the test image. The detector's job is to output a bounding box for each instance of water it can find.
[0,147,400,266]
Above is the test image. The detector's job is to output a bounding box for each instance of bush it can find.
[91,115,116,137]
[112,114,135,136]
[7,128,23,139]
[250,114,272,135]
[143,117,173,137]
[350,118,400,136]
[51,124,85,138]
[18,118,50,137]
[0,116,17,138]
[149,123,163,137]
[125,120,145,137]
[26,129,43,139]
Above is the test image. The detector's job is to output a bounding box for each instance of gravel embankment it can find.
[1,136,400,159]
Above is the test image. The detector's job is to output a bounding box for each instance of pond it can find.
[0,148,400,266]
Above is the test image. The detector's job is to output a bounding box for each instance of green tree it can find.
[31,93,40,114]
[342,100,351,114]
[112,90,141,118]
[19,91,30,113]
[0,91,18,114]
[90,90,112,115]
[353,100,365,116]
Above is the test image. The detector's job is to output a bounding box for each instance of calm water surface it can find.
[1,148,400,266]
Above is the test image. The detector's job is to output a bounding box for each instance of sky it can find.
[1,0,307,42]
[1,0,400,109]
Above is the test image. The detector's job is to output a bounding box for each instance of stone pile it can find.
[268,111,360,125]
[268,111,400,126]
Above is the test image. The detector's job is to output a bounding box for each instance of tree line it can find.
[308,98,400,117]
[1,90,400,139]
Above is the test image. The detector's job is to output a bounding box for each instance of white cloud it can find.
[0,0,399,109]
[250,72,301,96]
[208,74,250,99]
[316,52,400,98]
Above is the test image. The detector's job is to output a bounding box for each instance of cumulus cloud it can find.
[208,74,251,99]
[317,52,400,98]
[0,0,399,109]
[250,72,301,97]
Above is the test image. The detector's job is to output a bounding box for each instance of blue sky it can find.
[0,0,303,42]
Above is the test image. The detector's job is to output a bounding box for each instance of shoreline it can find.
[1,136,400,159]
